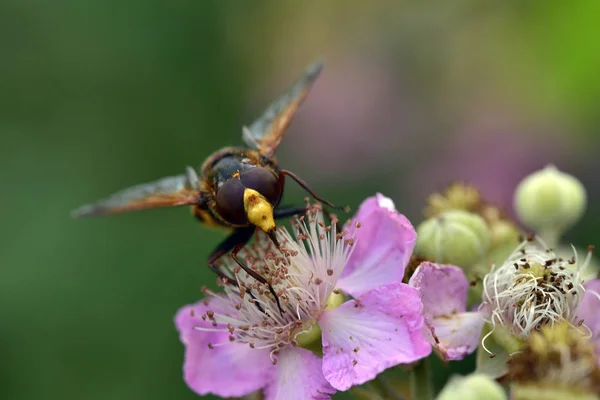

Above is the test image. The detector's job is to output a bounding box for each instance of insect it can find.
[72,60,346,308]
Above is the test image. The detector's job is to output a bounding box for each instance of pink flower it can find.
[174,194,431,399]
[575,279,600,363]
[408,262,487,360]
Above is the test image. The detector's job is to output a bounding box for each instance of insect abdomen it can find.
[191,205,227,229]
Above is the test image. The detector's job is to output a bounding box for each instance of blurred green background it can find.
[2,1,600,399]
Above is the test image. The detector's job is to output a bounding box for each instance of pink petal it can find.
[174,298,273,397]
[577,279,600,361]
[427,311,487,360]
[337,193,417,297]
[408,262,468,317]
[319,282,431,390]
[264,348,335,400]
[409,262,484,360]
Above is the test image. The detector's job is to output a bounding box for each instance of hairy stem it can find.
[410,358,434,400]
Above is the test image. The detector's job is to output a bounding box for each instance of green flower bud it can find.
[424,182,482,218]
[437,374,507,400]
[415,210,491,268]
[512,386,599,400]
[514,165,586,238]
[489,220,521,250]
[509,322,600,400]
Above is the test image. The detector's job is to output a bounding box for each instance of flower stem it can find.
[539,229,560,249]
[410,358,434,400]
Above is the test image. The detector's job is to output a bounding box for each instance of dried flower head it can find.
[481,236,594,354]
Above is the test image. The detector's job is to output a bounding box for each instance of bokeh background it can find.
[2,1,600,399]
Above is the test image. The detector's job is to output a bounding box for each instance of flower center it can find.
[193,204,356,364]
[296,290,347,352]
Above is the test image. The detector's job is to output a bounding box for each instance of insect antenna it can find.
[279,169,350,213]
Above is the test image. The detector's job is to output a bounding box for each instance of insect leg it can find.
[278,170,349,212]
[209,264,266,314]
[231,243,283,315]
[208,263,236,285]
[273,205,307,220]
[207,227,268,314]
[207,227,256,265]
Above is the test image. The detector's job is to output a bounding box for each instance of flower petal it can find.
[577,279,600,361]
[264,348,335,400]
[174,298,273,397]
[408,262,468,317]
[320,282,431,390]
[409,262,485,360]
[337,193,417,297]
[428,311,487,360]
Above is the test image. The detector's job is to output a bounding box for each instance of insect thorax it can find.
[202,147,278,190]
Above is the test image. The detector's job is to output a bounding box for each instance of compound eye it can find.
[240,167,282,206]
[215,179,248,225]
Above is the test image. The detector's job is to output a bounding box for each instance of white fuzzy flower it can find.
[481,236,593,351]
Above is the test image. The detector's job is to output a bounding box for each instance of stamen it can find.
[190,203,355,356]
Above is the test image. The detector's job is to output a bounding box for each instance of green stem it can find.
[377,373,408,400]
[350,383,387,400]
[538,229,560,249]
[410,358,434,400]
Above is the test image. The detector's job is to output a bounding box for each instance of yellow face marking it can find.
[243,188,275,233]
[232,171,241,180]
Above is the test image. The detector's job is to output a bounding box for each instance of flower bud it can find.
[416,210,491,268]
[509,322,600,400]
[514,165,586,236]
[424,182,482,218]
[437,374,507,400]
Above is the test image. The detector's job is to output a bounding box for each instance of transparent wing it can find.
[243,59,324,158]
[71,167,202,217]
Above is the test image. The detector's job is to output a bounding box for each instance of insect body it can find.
[73,60,344,302]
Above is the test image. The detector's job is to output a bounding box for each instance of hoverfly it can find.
[72,60,345,307]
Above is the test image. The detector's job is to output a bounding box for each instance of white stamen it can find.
[190,205,356,352]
